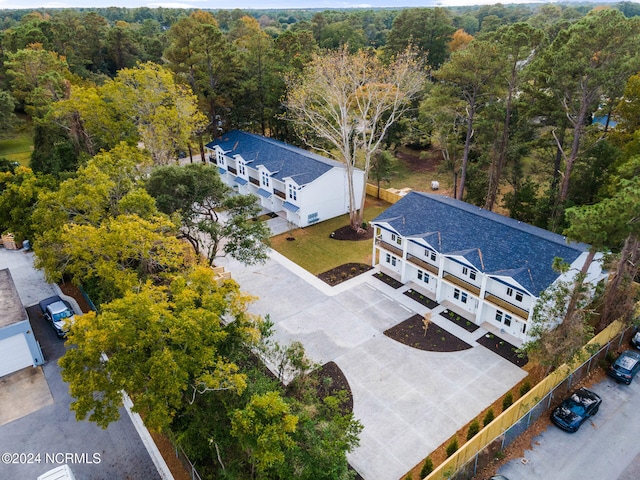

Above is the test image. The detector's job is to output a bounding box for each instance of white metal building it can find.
[0,268,44,377]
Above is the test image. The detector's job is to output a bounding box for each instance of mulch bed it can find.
[373,271,404,289]
[385,314,472,352]
[318,263,373,286]
[477,332,528,367]
[330,224,374,241]
[439,308,479,333]
[403,288,439,309]
[312,361,354,413]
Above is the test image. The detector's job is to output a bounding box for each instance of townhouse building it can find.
[205,130,365,228]
[371,191,605,343]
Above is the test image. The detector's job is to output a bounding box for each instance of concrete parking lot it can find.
[218,250,528,480]
[0,247,162,480]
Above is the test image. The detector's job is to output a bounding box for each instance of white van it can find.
[37,465,77,480]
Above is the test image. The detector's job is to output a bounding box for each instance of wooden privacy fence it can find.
[424,320,627,480]
[366,183,409,204]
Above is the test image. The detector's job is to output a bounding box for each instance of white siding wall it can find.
[442,258,481,290]
[484,277,533,313]
[381,251,402,274]
[440,283,477,315]
[295,168,358,228]
[405,263,437,294]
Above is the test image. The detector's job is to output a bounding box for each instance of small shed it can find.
[0,268,44,378]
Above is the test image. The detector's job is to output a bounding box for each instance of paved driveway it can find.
[219,251,527,480]
[0,248,162,480]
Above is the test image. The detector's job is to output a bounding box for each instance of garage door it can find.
[0,334,33,378]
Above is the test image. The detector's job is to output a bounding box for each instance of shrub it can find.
[420,457,434,477]
[405,475,412,480]
[350,267,357,274]
[330,275,337,283]
[446,438,459,457]
[361,221,368,230]
[519,381,531,397]
[466,420,480,440]
[341,272,347,279]
[502,392,514,411]
[483,408,495,426]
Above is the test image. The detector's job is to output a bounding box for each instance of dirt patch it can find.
[318,263,373,286]
[330,224,374,241]
[396,146,442,173]
[385,314,472,352]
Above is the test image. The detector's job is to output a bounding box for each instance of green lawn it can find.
[270,198,390,275]
[0,128,33,166]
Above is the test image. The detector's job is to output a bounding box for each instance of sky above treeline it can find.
[0,0,597,12]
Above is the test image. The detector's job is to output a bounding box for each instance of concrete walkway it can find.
[217,250,527,480]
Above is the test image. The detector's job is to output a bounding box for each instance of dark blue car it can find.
[608,350,640,384]
[550,388,602,433]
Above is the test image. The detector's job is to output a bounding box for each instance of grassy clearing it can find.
[386,146,454,197]
[0,127,33,166]
[270,197,390,275]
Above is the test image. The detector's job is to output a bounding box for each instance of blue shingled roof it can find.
[372,191,589,296]
[206,130,346,186]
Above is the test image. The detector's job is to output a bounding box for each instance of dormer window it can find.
[261,172,270,187]
[238,161,246,176]
[216,150,224,165]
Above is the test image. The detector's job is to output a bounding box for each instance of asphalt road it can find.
[0,248,161,480]
[497,374,640,480]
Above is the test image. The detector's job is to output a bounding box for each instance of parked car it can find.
[550,387,602,433]
[607,350,640,385]
[631,329,640,350]
[39,295,75,338]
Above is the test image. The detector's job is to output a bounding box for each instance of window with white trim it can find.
[462,266,469,276]
[461,292,468,304]
[391,233,402,246]
[288,184,297,200]
[417,270,429,284]
[506,287,513,297]
[522,323,527,334]
[496,310,503,323]
[430,251,437,261]
[261,171,270,187]
[238,162,246,176]
[515,291,523,302]
[385,253,397,267]
[454,288,460,300]
[504,314,512,327]
[469,270,476,281]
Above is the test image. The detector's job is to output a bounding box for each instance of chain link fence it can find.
[426,321,628,480]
